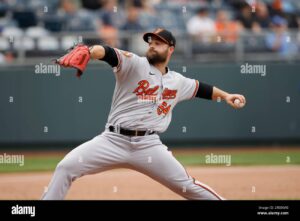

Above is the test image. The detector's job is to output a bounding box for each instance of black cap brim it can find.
[143,33,171,46]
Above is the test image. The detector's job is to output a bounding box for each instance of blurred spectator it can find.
[98,0,119,47]
[99,0,124,28]
[0,0,299,61]
[270,0,299,28]
[99,25,119,47]
[131,0,144,8]
[272,0,282,13]
[134,0,158,30]
[58,0,97,32]
[121,6,143,31]
[0,5,17,32]
[7,51,14,62]
[96,0,125,47]
[235,3,257,31]
[271,0,295,15]
[186,7,216,43]
[0,51,14,64]
[265,16,297,56]
[286,14,299,29]
[228,0,249,10]
[131,0,156,14]
[59,0,79,15]
[81,0,104,10]
[254,1,271,29]
[215,10,242,44]
[120,6,144,50]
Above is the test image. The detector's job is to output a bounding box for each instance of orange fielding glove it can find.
[55,44,90,77]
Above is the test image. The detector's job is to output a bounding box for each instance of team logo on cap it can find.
[154,28,164,34]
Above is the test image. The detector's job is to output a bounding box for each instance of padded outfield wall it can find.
[0,62,299,147]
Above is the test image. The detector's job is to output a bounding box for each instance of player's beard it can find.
[146,48,168,65]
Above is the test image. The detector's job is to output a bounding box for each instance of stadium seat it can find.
[12,10,37,28]
[2,26,24,38]
[25,26,49,38]
[61,36,77,50]
[0,37,9,51]
[37,36,59,50]
[12,36,35,50]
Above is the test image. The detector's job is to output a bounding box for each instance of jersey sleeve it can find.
[178,75,199,102]
[112,48,141,81]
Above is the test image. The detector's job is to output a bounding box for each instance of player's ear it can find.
[169,46,174,55]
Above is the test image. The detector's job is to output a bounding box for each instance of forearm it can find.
[211,86,246,108]
[212,86,230,101]
[89,45,119,68]
[89,45,105,60]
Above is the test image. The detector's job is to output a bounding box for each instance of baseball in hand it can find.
[234,99,245,108]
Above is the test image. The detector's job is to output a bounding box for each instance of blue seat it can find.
[12,10,37,28]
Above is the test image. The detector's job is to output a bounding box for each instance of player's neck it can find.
[154,63,168,75]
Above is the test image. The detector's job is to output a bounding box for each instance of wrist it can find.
[222,92,230,100]
[212,87,229,101]
[89,46,95,58]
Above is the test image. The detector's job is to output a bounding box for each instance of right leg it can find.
[129,137,224,200]
[41,132,131,200]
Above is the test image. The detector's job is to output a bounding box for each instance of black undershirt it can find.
[100,45,119,67]
[195,82,213,100]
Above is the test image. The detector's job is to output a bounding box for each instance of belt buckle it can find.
[109,124,120,134]
[134,130,138,136]
[108,125,115,132]
[146,129,154,135]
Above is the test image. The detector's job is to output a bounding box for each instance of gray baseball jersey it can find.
[41,48,224,200]
[107,48,199,133]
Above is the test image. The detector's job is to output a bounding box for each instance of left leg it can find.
[129,138,224,200]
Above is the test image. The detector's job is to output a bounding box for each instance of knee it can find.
[55,158,78,180]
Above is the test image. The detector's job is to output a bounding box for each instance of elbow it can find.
[90,45,105,60]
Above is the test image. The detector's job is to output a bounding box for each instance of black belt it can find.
[108,125,156,137]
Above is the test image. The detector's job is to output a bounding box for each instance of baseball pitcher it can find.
[41,28,246,200]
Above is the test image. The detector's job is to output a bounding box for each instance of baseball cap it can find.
[196,7,209,14]
[143,28,176,47]
[272,15,287,26]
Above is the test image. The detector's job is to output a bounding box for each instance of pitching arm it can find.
[89,45,119,68]
[212,86,246,109]
[194,81,246,109]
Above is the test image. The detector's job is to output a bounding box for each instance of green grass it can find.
[0,157,62,173]
[175,151,300,166]
[0,151,299,173]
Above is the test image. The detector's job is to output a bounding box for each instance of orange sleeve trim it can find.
[113,48,122,72]
[191,80,199,99]
[192,177,223,200]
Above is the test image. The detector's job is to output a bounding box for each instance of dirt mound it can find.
[0,165,299,200]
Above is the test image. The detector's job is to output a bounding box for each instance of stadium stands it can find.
[0,0,299,63]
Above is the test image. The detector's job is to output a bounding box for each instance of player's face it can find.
[146,37,172,65]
